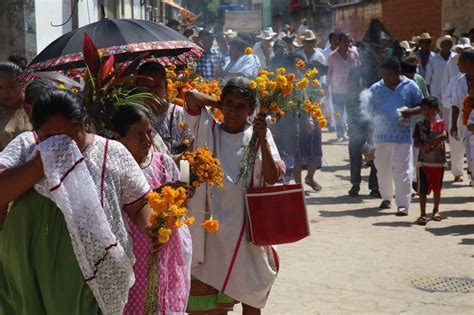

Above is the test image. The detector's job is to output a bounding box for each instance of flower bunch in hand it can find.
[182,146,224,189]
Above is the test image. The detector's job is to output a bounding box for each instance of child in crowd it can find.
[413,97,447,225]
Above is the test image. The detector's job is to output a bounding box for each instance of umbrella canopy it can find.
[27,19,203,72]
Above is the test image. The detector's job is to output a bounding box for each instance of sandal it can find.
[432,213,442,221]
[305,178,322,192]
[416,216,428,226]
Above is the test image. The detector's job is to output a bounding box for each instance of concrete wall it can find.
[442,0,474,37]
[0,0,37,62]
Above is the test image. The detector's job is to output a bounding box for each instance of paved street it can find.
[234,130,474,315]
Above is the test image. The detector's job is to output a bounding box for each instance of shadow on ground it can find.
[425,224,474,236]
[373,221,414,228]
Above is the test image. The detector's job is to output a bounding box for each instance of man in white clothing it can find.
[450,51,474,181]
[253,27,277,69]
[425,35,456,120]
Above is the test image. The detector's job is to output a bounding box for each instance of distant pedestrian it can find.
[413,97,447,225]
[195,30,222,80]
[327,32,360,141]
[413,33,435,79]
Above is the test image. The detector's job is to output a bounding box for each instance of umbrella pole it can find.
[101,4,107,19]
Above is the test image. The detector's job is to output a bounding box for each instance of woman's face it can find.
[0,73,22,109]
[36,115,84,143]
[116,116,154,163]
[229,44,243,60]
[137,72,166,100]
[221,92,255,133]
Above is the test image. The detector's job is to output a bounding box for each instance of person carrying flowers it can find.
[136,62,193,155]
[183,77,285,314]
[113,105,192,314]
[0,90,153,314]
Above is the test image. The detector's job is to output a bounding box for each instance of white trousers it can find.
[374,143,413,208]
[448,111,466,177]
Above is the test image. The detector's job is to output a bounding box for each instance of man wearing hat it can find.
[253,27,277,69]
[425,35,456,119]
[195,30,223,80]
[414,33,435,78]
[442,22,458,43]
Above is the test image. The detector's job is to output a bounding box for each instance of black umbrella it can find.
[27,18,202,72]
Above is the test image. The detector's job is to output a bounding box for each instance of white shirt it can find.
[223,54,260,82]
[253,41,274,69]
[425,52,456,101]
[451,74,469,110]
[441,56,461,107]
[323,46,335,59]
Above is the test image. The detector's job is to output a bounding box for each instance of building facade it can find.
[331,0,473,42]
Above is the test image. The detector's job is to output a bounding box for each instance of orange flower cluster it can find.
[247,64,327,124]
[202,217,220,232]
[182,146,224,188]
[304,100,328,128]
[147,186,192,244]
[166,67,221,106]
[462,95,473,126]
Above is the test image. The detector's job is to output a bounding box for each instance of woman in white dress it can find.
[184,77,285,314]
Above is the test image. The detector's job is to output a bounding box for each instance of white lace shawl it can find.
[0,134,136,315]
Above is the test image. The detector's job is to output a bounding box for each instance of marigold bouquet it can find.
[237,60,327,185]
[145,185,219,314]
[182,146,224,188]
[462,89,473,126]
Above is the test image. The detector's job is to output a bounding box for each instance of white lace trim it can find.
[34,135,134,315]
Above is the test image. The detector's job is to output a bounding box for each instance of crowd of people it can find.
[0,17,473,315]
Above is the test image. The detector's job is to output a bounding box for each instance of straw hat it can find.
[257,27,277,40]
[301,30,317,42]
[400,40,414,52]
[436,35,456,50]
[410,36,420,45]
[453,37,472,51]
[416,33,433,44]
[223,29,237,38]
[292,34,303,48]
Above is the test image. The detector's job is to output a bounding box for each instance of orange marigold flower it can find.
[185,216,195,225]
[202,217,220,232]
[296,59,306,70]
[244,47,253,55]
[248,80,257,89]
[319,119,328,128]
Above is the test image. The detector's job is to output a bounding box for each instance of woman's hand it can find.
[253,113,268,142]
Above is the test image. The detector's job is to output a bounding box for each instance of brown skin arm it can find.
[124,197,154,242]
[401,106,421,118]
[254,114,280,185]
[467,124,474,132]
[450,106,460,139]
[184,90,220,113]
[0,154,44,205]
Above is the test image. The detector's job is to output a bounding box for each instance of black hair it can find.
[31,89,86,130]
[401,59,417,74]
[337,32,349,42]
[328,32,339,41]
[24,79,56,106]
[459,50,474,64]
[112,105,149,137]
[137,61,166,78]
[183,28,194,38]
[7,55,28,70]
[229,37,247,52]
[0,61,22,80]
[221,77,257,106]
[166,19,180,28]
[381,57,401,71]
[281,36,293,47]
[420,96,440,109]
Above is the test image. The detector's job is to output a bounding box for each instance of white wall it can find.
[35,0,73,53]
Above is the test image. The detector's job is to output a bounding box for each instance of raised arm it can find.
[0,154,44,205]
[184,90,220,113]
